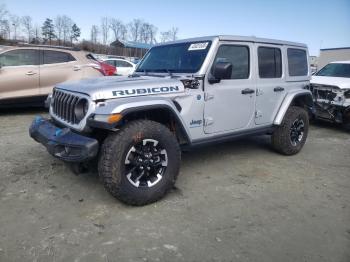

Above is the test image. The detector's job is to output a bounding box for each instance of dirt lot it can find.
[0,109,349,262]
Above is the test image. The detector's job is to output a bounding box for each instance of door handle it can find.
[26,71,37,76]
[73,65,81,71]
[274,86,285,92]
[241,88,255,95]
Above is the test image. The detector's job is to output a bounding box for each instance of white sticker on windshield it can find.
[188,42,209,51]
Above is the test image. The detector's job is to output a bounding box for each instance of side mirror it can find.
[209,62,232,84]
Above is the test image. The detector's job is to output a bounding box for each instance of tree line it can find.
[0,4,179,47]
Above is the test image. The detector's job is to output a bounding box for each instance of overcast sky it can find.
[1,0,350,55]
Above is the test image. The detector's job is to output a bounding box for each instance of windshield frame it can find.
[135,41,212,74]
[316,63,350,78]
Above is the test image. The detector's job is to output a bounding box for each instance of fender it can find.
[274,89,313,125]
[93,96,192,142]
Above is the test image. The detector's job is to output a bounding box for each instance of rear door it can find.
[115,60,134,75]
[254,44,286,125]
[39,50,82,95]
[0,49,40,99]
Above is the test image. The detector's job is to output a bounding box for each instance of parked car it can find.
[30,35,312,205]
[0,45,115,107]
[310,61,350,128]
[102,58,136,76]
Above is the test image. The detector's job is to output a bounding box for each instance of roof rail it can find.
[17,44,81,51]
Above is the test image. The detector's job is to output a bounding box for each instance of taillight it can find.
[92,61,116,76]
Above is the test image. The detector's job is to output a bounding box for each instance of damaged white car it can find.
[310,61,350,129]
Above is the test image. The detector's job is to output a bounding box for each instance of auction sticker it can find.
[188,42,209,51]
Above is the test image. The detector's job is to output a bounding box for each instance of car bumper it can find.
[29,116,99,162]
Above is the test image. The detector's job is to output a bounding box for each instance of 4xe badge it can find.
[190,119,202,128]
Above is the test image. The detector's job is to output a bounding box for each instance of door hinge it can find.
[256,88,263,96]
[255,110,262,118]
[204,92,214,101]
[204,117,214,126]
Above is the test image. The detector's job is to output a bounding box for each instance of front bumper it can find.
[29,116,99,162]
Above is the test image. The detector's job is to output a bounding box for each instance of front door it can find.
[0,49,40,99]
[204,43,256,134]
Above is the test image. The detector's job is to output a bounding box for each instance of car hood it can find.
[311,76,350,89]
[56,75,186,101]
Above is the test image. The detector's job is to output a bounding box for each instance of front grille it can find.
[52,89,81,124]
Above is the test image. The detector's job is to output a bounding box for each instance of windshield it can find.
[316,63,350,78]
[136,41,212,73]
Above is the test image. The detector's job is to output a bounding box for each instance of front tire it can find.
[272,106,309,155]
[98,120,181,206]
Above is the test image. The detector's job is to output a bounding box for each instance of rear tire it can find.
[271,106,309,155]
[98,120,181,206]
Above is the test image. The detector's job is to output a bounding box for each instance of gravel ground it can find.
[0,108,349,262]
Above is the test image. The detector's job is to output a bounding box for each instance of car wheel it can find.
[271,106,309,155]
[98,120,181,206]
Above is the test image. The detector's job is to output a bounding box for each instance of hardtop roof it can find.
[155,35,307,48]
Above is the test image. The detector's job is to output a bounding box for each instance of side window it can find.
[212,45,250,79]
[115,61,123,67]
[287,48,308,76]
[121,61,133,67]
[258,47,282,78]
[105,60,116,66]
[42,50,76,64]
[0,49,39,66]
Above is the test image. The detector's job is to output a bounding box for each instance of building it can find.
[309,55,318,74]
[318,47,350,70]
[110,39,152,58]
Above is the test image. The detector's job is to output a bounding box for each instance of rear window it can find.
[116,60,133,67]
[258,47,282,78]
[287,48,308,76]
[42,50,76,64]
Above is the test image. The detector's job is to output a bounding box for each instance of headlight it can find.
[74,98,89,121]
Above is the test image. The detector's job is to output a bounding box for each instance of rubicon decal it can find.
[112,86,181,97]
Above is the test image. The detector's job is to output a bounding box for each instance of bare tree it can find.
[21,15,33,42]
[128,18,143,42]
[139,22,158,44]
[1,19,10,39]
[0,4,9,39]
[32,24,41,43]
[120,24,127,40]
[160,27,179,42]
[10,15,20,40]
[0,4,7,19]
[54,15,64,44]
[109,18,124,41]
[169,27,178,41]
[90,25,99,44]
[61,15,73,44]
[100,17,109,45]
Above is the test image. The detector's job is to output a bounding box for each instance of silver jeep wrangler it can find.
[30,35,313,205]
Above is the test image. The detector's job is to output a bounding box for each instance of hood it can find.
[311,76,350,89]
[56,75,186,101]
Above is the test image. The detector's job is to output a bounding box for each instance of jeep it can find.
[30,35,313,205]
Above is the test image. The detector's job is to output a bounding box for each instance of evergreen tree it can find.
[41,18,55,45]
[70,23,80,44]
